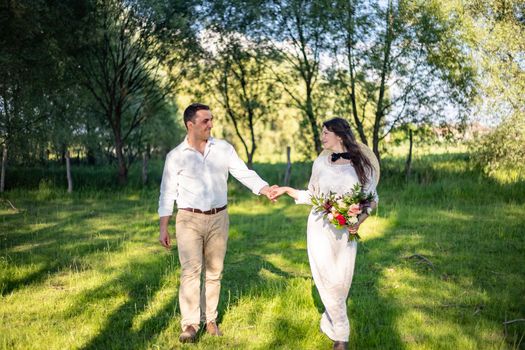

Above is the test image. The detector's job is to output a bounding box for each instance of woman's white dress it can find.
[295,153,378,342]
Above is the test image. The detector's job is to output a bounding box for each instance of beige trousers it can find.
[175,209,229,330]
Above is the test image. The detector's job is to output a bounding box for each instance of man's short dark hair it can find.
[183,103,210,128]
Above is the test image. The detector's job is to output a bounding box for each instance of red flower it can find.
[335,214,346,225]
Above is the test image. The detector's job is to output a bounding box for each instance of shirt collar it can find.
[182,136,215,151]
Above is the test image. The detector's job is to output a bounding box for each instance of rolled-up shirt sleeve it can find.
[158,153,179,217]
[227,145,268,195]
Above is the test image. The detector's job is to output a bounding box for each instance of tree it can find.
[467,0,525,173]
[77,0,195,184]
[327,0,476,162]
[200,32,279,168]
[468,0,524,123]
[264,0,333,156]
[473,114,525,174]
[0,0,81,189]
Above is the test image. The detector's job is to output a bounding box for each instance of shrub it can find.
[471,115,525,176]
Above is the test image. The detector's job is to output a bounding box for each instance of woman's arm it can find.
[348,200,378,233]
[272,156,321,203]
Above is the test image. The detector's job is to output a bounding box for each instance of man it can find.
[158,103,275,343]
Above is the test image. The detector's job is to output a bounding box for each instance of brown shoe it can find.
[206,321,222,336]
[333,341,349,350]
[179,325,197,343]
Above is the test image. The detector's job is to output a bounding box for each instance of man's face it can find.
[188,109,213,141]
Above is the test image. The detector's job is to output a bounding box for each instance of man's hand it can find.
[260,185,279,202]
[159,229,171,249]
[159,216,172,249]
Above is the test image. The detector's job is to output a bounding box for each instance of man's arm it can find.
[158,152,178,249]
[158,154,179,217]
[227,144,273,197]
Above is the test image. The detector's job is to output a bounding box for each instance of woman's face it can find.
[321,126,341,151]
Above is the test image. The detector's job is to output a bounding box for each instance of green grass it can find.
[1,150,524,349]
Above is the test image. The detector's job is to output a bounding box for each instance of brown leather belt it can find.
[179,205,227,215]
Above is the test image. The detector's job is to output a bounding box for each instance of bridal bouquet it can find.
[311,183,375,241]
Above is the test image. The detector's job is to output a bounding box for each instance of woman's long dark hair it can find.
[323,117,373,186]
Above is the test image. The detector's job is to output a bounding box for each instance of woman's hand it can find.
[348,213,368,234]
[347,223,360,234]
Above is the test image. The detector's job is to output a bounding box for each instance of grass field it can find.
[1,149,524,349]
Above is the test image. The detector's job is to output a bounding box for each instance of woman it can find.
[271,117,379,350]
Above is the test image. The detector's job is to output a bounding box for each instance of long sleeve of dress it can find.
[363,169,379,203]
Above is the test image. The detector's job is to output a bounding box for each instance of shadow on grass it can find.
[0,218,126,296]
[357,186,525,349]
[0,194,161,296]
[217,209,303,327]
[77,253,180,350]
[0,195,189,349]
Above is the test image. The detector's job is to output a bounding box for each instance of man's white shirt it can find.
[158,137,268,217]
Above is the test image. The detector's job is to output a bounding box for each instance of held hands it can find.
[260,185,280,202]
[269,186,288,201]
[260,185,289,202]
[260,185,278,202]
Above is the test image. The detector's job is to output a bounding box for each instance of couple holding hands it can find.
[158,103,379,349]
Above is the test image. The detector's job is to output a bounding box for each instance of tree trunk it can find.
[86,147,96,165]
[1,145,7,193]
[284,146,292,186]
[372,115,382,165]
[373,0,394,165]
[345,12,368,146]
[349,72,368,145]
[246,155,254,170]
[142,150,148,186]
[39,146,46,165]
[247,109,257,170]
[115,140,128,186]
[60,143,66,165]
[305,90,322,155]
[66,150,73,193]
[224,106,252,168]
[405,128,413,180]
[112,115,128,185]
